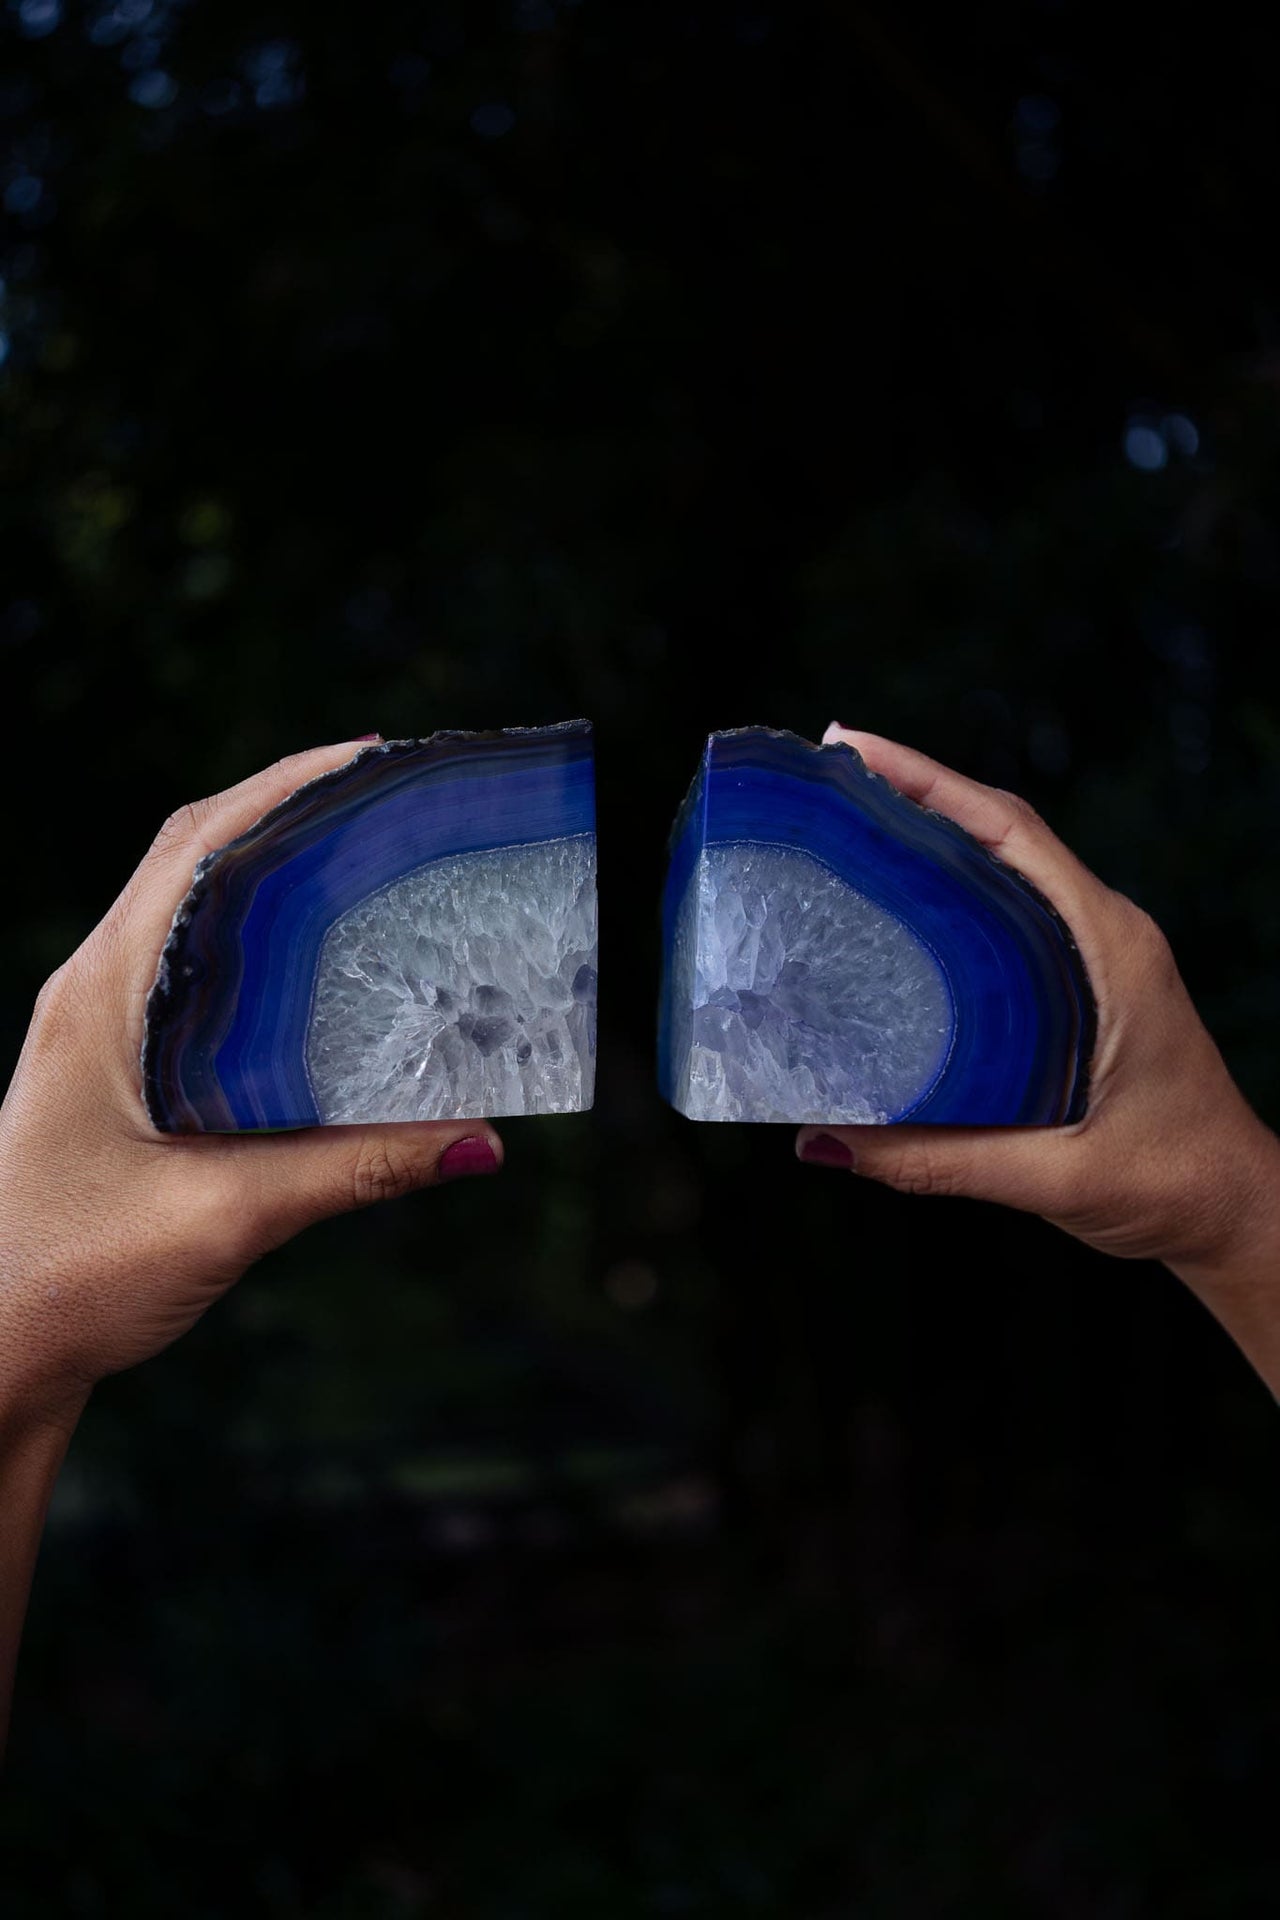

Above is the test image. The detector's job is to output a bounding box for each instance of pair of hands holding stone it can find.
[3,725,1280,1439]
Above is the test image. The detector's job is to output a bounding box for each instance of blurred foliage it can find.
[3,0,1280,1912]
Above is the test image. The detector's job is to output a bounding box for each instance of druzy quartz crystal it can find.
[142,722,597,1132]
[658,728,1094,1125]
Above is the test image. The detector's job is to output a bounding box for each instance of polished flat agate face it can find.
[142,722,597,1132]
[658,729,1095,1125]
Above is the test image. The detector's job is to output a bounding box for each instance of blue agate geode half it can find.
[658,728,1095,1125]
[142,721,597,1132]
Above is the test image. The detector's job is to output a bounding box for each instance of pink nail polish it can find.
[438,1136,502,1183]
[354,732,382,742]
[798,1132,854,1169]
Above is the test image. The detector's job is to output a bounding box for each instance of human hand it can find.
[796,727,1280,1311]
[0,743,504,1435]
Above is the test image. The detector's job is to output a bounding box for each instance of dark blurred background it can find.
[3,1,1280,1912]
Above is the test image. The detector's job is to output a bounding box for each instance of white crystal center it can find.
[673,841,953,1123]
[306,835,596,1121]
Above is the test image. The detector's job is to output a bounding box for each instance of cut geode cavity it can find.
[142,722,597,1132]
[658,728,1095,1125]
[307,837,596,1122]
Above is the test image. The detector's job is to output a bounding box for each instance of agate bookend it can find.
[658,728,1094,1126]
[143,721,597,1132]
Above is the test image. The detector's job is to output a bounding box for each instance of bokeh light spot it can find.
[1162,412,1200,458]
[244,40,305,110]
[4,175,43,215]
[129,69,177,109]
[86,9,129,46]
[470,102,516,138]
[605,1261,659,1312]
[1124,421,1167,471]
[16,0,61,38]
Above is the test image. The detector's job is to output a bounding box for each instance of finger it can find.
[796,1122,1079,1218]
[116,739,384,962]
[821,722,1105,920]
[235,1119,505,1252]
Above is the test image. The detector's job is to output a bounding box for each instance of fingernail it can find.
[798,1132,854,1169]
[354,732,382,742]
[438,1136,502,1183]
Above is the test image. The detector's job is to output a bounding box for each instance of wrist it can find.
[1164,1118,1280,1294]
[0,1301,92,1448]
[0,1352,83,1757]
[0,1371,90,1450]
[1158,1120,1280,1398]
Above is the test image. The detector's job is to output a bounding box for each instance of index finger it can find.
[105,740,384,980]
[821,722,1110,928]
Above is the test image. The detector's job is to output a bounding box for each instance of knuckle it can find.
[150,797,218,863]
[1119,896,1159,942]
[993,787,1043,829]
[874,1145,961,1199]
[190,1174,266,1273]
[269,749,325,786]
[898,1165,957,1200]
[1122,901,1178,986]
[33,960,72,1021]
[29,960,83,1050]
[1033,1154,1085,1222]
[350,1138,421,1209]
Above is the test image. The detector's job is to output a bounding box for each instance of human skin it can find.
[3,729,1279,1754]
[798,724,1280,1396]
[0,742,503,1751]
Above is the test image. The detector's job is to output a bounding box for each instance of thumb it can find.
[238,1120,505,1251]
[795,1123,1078,1220]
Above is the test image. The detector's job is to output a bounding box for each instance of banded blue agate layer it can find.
[142,722,597,1132]
[659,728,1094,1125]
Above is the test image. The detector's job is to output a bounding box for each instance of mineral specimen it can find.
[658,728,1094,1125]
[142,721,597,1132]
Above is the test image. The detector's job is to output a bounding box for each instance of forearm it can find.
[1172,1257,1280,1399]
[0,1393,85,1755]
[1165,1127,1280,1399]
